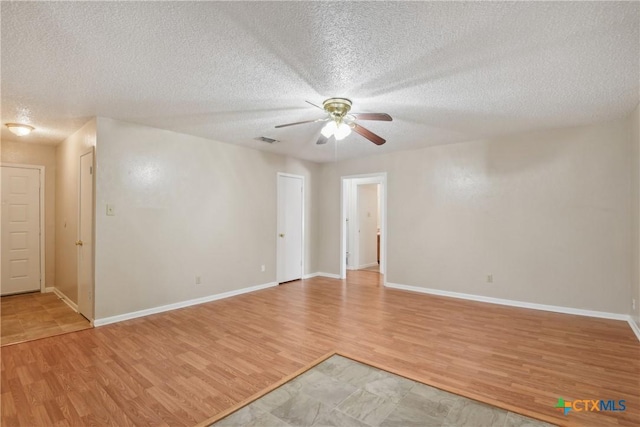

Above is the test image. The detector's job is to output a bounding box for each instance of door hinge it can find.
[90,166,93,175]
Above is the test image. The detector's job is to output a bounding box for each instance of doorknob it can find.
[75,240,83,246]
[279,233,285,238]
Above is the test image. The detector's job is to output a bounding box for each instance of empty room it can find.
[1,2,639,427]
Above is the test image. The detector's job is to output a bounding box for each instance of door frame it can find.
[276,172,305,283]
[340,173,387,281]
[77,149,95,320]
[1,163,46,293]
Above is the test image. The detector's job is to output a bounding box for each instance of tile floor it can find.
[212,355,555,427]
[1,291,92,346]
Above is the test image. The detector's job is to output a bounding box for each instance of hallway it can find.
[1,292,91,346]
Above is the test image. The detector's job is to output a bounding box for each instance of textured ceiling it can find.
[1,1,638,163]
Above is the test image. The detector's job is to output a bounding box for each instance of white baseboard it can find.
[44,287,55,293]
[385,282,629,321]
[303,272,342,280]
[629,317,640,341]
[93,281,278,327]
[52,287,79,312]
[357,262,379,269]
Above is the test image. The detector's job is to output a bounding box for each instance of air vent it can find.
[254,136,278,144]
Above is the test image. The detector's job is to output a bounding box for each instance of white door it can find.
[277,174,303,283]
[77,152,94,320]
[1,166,41,295]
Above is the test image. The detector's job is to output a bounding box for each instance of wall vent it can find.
[254,136,278,144]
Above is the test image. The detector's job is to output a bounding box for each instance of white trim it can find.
[44,286,55,293]
[276,172,305,284]
[94,281,278,327]
[1,163,46,293]
[385,282,629,321]
[302,272,341,279]
[628,317,640,341]
[52,287,79,312]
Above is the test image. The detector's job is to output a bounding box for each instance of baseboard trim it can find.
[93,281,278,327]
[44,287,55,293]
[303,272,341,280]
[357,262,378,269]
[385,282,628,321]
[52,288,79,312]
[628,317,640,341]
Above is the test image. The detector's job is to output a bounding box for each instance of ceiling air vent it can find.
[254,136,278,144]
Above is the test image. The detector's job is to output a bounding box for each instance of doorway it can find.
[341,173,387,280]
[277,173,304,283]
[1,164,44,296]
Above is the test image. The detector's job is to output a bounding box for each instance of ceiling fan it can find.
[275,98,392,145]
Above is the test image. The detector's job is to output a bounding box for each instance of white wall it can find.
[357,184,378,268]
[319,119,632,314]
[631,103,640,325]
[55,120,97,303]
[94,118,319,320]
[1,141,57,287]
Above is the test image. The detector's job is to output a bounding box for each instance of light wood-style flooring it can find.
[1,292,91,347]
[1,271,638,427]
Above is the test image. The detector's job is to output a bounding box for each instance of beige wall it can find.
[631,103,640,325]
[55,119,97,303]
[94,117,320,319]
[319,119,632,314]
[1,141,57,287]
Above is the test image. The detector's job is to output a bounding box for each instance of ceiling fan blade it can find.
[305,100,325,111]
[352,123,386,145]
[275,118,327,128]
[351,113,392,121]
[316,133,334,145]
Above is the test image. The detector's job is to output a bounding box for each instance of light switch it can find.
[106,204,115,216]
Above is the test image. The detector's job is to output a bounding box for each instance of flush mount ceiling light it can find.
[5,123,35,137]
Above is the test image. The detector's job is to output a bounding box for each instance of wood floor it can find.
[1,271,638,427]
[1,292,92,346]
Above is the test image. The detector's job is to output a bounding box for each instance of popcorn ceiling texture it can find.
[1,1,638,162]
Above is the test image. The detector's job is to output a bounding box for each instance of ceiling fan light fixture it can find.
[5,123,35,137]
[321,121,337,138]
[333,122,351,140]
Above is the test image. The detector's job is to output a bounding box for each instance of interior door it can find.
[77,151,94,320]
[1,166,41,295]
[277,174,303,283]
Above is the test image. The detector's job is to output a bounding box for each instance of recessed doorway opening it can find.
[340,173,387,281]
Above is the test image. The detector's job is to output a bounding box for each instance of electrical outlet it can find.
[633,299,637,310]
[487,274,493,283]
[106,204,115,216]
[261,265,266,272]
[195,276,201,285]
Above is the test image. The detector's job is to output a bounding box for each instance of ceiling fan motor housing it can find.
[323,98,352,123]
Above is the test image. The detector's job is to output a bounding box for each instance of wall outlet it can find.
[261,265,266,272]
[106,204,115,216]
[633,299,637,310]
[195,276,201,285]
[487,274,493,283]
